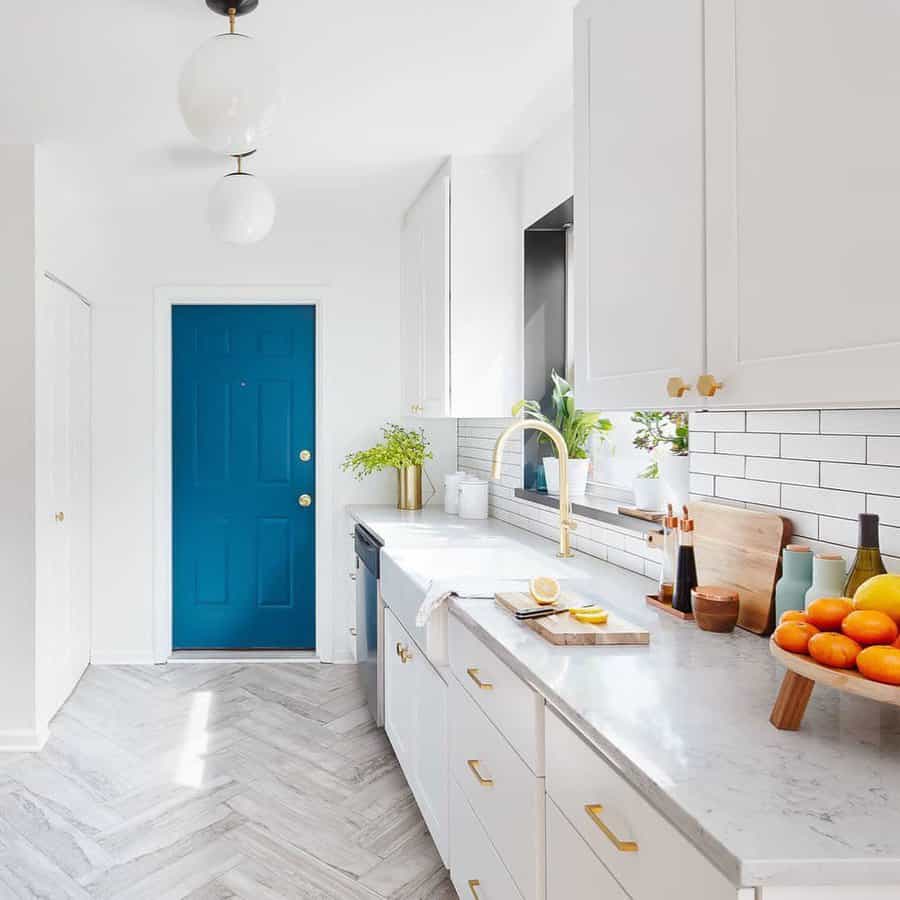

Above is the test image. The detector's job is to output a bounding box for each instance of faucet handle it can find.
[568,519,578,532]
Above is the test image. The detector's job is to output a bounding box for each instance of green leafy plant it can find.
[342,423,433,480]
[512,370,612,460]
[631,411,689,457]
[638,460,660,480]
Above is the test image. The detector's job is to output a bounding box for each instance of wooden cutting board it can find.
[495,592,650,646]
[691,501,792,636]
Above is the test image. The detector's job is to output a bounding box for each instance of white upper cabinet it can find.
[403,156,521,418]
[705,0,900,408]
[573,0,706,411]
[576,0,900,410]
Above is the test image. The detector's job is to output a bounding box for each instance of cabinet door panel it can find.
[574,0,706,410]
[706,0,900,407]
[415,650,448,864]
[384,609,416,776]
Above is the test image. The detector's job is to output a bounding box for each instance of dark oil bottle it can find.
[672,506,698,615]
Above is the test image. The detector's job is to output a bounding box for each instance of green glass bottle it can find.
[844,513,887,598]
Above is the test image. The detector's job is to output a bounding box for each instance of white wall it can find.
[520,108,574,228]
[0,146,39,748]
[37,147,457,664]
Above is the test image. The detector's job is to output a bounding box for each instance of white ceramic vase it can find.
[659,452,690,511]
[543,457,591,497]
[632,476,662,511]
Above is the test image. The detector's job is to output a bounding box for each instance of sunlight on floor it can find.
[175,689,211,787]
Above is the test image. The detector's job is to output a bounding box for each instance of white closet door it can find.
[35,278,90,727]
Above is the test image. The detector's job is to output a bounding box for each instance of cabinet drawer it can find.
[449,615,544,774]
[450,677,544,900]
[547,799,629,900]
[450,778,523,900]
[546,709,734,900]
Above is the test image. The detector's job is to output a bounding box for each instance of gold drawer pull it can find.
[466,667,493,691]
[468,879,481,898]
[467,759,494,787]
[395,642,412,663]
[585,804,638,852]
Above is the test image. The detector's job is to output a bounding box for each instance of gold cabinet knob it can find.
[410,403,423,414]
[697,374,724,398]
[298,494,312,508]
[55,511,65,523]
[299,449,312,462]
[666,377,692,399]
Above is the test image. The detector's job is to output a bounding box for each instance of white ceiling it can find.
[3,0,576,183]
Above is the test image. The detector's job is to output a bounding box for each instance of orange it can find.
[841,610,899,646]
[852,574,900,624]
[893,635,900,650]
[806,597,853,631]
[779,610,810,625]
[807,632,861,669]
[773,621,819,654]
[857,646,900,686]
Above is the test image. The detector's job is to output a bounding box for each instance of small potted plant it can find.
[513,370,612,497]
[631,411,690,509]
[342,423,434,510]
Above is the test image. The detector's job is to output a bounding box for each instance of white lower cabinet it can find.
[450,778,523,900]
[449,676,545,900]
[546,800,628,900]
[383,607,448,864]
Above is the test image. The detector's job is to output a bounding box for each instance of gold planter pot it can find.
[397,465,423,510]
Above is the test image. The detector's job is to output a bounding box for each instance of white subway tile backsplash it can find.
[715,476,781,506]
[746,410,820,433]
[867,494,900,527]
[689,411,745,433]
[782,484,864,520]
[607,548,645,575]
[781,434,866,463]
[821,409,900,436]
[715,432,780,457]
[818,516,858,548]
[690,453,745,477]
[821,462,900,497]
[867,436,900,466]
[690,431,715,452]
[690,473,714,496]
[745,457,819,486]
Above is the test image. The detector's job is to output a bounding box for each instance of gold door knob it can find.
[55,511,65,523]
[666,377,692,399]
[697,374,724,398]
[298,494,312,508]
[299,449,312,462]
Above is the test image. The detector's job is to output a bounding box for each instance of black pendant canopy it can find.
[205,0,259,16]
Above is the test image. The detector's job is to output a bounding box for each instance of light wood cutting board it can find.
[496,592,650,646]
[691,501,792,635]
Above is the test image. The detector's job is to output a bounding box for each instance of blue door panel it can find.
[172,305,316,649]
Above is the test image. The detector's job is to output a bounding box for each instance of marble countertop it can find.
[348,505,900,889]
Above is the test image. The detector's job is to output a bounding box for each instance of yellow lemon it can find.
[573,609,608,625]
[853,573,900,625]
[530,576,561,606]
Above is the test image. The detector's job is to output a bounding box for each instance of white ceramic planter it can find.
[632,476,662,511]
[543,457,591,497]
[659,452,690,510]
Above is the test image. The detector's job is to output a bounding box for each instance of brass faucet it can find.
[491,420,575,558]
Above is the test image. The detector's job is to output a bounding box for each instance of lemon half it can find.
[529,576,561,606]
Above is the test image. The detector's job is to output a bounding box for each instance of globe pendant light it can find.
[179,1,279,156]
[207,154,276,245]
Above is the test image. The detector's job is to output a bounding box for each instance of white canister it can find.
[458,478,490,519]
[443,471,467,515]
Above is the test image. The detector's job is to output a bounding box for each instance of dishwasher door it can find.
[354,524,384,727]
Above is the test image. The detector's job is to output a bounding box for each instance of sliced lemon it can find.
[569,604,606,617]
[573,610,609,625]
[530,576,561,606]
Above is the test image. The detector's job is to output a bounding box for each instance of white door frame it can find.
[152,285,332,663]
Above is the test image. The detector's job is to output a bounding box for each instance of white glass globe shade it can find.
[207,173,276,244]
[179,33,279,156]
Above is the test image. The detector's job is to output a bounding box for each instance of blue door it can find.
[172,305,316,649]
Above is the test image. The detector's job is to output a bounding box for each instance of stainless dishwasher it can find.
[354,524,384,727]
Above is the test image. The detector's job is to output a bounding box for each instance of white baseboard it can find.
[91,652,157,666]
[0,726,49,753]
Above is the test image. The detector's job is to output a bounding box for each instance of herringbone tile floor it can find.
[0,663,458,899]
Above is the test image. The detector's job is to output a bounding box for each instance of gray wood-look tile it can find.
[0,663,456,899]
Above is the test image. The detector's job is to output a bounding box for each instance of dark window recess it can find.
[523,197,572,490]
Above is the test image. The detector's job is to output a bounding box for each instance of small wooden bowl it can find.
[692,586,739,633]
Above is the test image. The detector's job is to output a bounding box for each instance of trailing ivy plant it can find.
[512,370,613,460]
[342,423,433,480]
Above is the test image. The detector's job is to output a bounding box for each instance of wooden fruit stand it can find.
[769,638,900,730]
